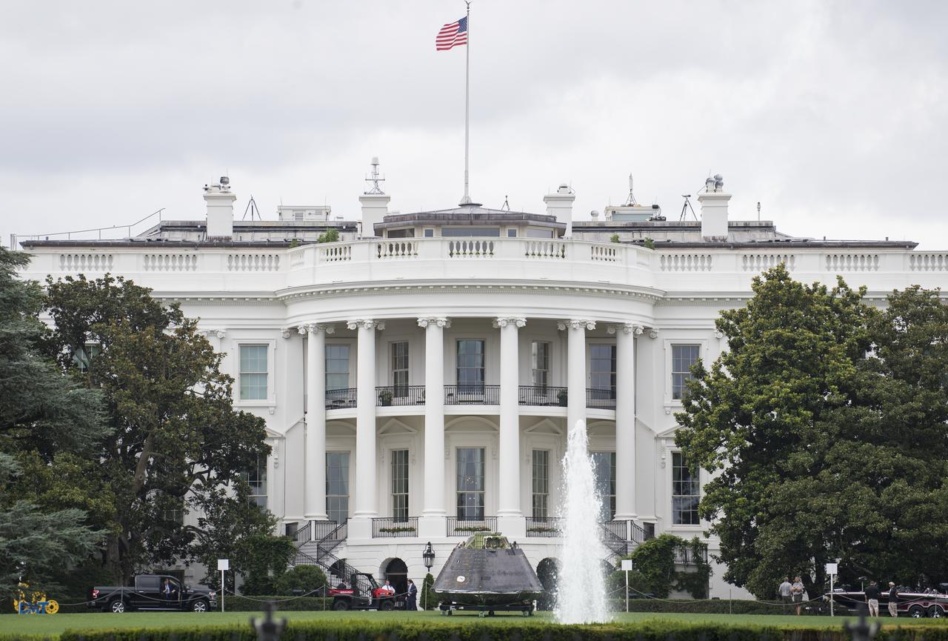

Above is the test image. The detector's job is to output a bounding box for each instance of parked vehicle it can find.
[827,589,948,618]
[88,574,217,613]
[328,573,402,611]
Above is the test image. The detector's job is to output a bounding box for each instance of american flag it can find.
[436,16,468,51]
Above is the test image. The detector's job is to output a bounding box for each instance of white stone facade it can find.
[18,176,948,601]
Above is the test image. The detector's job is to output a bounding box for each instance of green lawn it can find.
[1,610,942,640]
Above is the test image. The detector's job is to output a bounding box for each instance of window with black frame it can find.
[456,339,485,395]
[392,449,409,521]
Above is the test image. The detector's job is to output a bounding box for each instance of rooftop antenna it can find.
[243,195,262,221]
[624,173,638,206]
[365,157,386,195]
[679,195,697,221]
[501,195,510,211]
[757,201,761,222]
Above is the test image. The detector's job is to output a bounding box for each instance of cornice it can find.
[276,281,665,304]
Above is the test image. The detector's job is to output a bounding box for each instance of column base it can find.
[497,514,526,539]
[418,515,447,539]
[347,516,374,540]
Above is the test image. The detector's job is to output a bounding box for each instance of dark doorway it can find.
[385,558,408,596]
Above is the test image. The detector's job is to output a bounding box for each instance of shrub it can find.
[273,564,327,596]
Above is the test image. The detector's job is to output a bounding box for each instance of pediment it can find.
[379,419,418,436]
[524,418,562,435]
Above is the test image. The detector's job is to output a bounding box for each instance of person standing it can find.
[791,576,805,615]
[778,577,793,614]
[406,579,418,611]
[865,581,881,617]
[888,582,898,617]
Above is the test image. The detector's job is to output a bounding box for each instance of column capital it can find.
[347,319,385,331]
[647,327,660,339]
[492,317,526,329]
[557,319,596,331]
[299,323,335,335]
[418,316,451,329]
[608,323,643,336]
[200,328,226,339]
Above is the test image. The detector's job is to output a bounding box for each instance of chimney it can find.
[359,157,391,237]
[204,176,236,239]
[698,174,730,241]
[544,183,575,231]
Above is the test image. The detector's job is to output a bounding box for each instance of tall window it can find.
[326,344,350,391]
[672,345,700,400]
[531,341,550,391]
[672,452,700,525]
[392,449,409,521]
[73,343,102,373]
[456,447,485,520]
[246,454,267,509]
[239,345,268,400]
[326,452,350,524]
[457,340,485,393]
[590,344,617,399]
[391,342,409,397]
[532,450,549,519]
[591,451,616,522]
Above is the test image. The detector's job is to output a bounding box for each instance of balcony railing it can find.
[325,388,357,408]
[372,516,419,538]
[586,387,617,409]
[518,385,567,406]
[376,385,425,407]
[444,385,500,405]
[674,546,709,565]
[526,516,562,537]
[327,385,621,410]
[447,516,498,536]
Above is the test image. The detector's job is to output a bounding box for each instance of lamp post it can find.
[422,542,436,612]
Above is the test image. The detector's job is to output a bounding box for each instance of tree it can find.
[420,572,438,610]
[676,265,948,597]
[675,264,877,597]
[0,247,108,596]
[274,564,327,596]
[615,534,710,599]
[43,274,271,581]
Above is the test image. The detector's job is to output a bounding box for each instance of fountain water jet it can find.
[554,419,610,623]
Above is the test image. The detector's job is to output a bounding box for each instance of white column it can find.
[560,319,595,432]
[418,316,449,539]
[613,322,640,522]
[302,324,331,522]
[349,319,383,532]
[496,317,526,537]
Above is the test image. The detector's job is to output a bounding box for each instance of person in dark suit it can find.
[406,579,418,611]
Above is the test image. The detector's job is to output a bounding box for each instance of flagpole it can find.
[460,0,473,206]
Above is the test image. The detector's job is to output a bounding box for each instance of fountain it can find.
[554,420,610,623]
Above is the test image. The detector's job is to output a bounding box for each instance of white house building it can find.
[17,164,947,600]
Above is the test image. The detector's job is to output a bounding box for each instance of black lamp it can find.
[423,542,435,571]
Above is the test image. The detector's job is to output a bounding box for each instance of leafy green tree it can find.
[0,453,104,599]
[676,265,948,597]
[0,247,108,596]
[190,479,280,593]
[234,533,296,595]
[612,535,710,599]
[42,274,271,581]
[675,264,876,597]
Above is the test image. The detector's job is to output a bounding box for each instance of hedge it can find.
[58,620,948,641]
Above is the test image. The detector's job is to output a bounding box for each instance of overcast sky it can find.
[3,1,947,249]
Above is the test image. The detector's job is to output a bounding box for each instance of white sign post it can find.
[826,562,839,617]
[621,560,633,612]
[218,559,230,612]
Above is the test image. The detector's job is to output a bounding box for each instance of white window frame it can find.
[236,340,276,406]
[663,339,708,408]
[670,450,702,528]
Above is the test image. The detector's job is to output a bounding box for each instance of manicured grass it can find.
[1,610,943,640]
